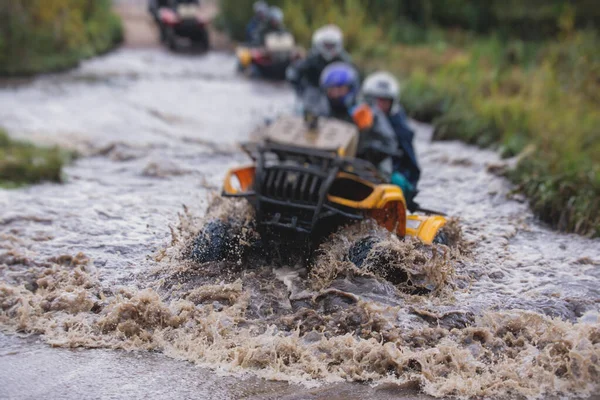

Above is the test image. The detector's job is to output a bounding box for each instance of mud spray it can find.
[1,196,598,399]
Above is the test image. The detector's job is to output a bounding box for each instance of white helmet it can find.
[253,1,268,16]
[268,6,284,27]
[312,25,343,62]
[361,71,400,112]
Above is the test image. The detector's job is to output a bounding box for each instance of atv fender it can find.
[236,47,252,69]
[329,181,407,237]
[223,165,255,195]
[406,214,447,245]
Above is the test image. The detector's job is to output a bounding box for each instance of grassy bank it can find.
[0,0,123,76]
[395,33,599,237]
[0,129,73,187]
[220,0,599,237]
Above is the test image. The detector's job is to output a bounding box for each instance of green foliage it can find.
[0,0,123,75]
[364,0,600,39]
[508,157,600,237]
[219,0,259,40]
[399,72,449,122]
[0,128,74,187]
[220,0,600,42]
[399,31,600,236]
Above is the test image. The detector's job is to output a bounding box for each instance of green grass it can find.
[397,32,600,236]
[0,0,123,76]
[220,0,600,237]
[0,129,74,187]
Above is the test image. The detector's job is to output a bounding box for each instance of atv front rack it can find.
[226,140,386,235]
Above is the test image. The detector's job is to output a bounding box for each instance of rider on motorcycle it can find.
[286,25,352,95]
[362,71,420,201]
[246,1,269,44]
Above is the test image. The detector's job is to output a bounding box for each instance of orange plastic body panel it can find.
[222,165,255,194]
[236,47,252,68]
[406,214,447,244]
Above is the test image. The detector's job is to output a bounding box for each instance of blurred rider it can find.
[318,61,359,122]
[246,1,269,44]
[362,71,420,200]
[149,0,200,40]
[287,25,352,95]
[256,6,287,45]
[148,0,169,23]
[318,64,397,171]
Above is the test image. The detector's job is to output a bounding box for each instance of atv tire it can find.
[347,236,377,268]
[193,31,209,52]
[159,25,167,43]
[433,230,449,246]
[191,219,243,264]
[165,27,178,51]
[347,236,410,285]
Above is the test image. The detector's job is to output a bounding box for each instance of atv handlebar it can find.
[358,144,404,168]
[367,144,404,159]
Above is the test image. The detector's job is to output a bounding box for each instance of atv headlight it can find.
[223,166,255,194]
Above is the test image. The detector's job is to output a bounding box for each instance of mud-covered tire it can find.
[191,219,242,264]
[159,25,167,42]
[193,30,209,51]
[347,236,410,286]
[347,236,377,268]
[433,230,449,246]
[165,27,178,51]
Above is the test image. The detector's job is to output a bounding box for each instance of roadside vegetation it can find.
[0,0,122,75]
[0,128,74,187]
[220,0,600,237]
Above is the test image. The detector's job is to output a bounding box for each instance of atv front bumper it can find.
[222,157,446,245]
[171,19,208,41]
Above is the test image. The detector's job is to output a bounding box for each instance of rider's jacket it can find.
[387,107,421,188]
[286,50,353,94]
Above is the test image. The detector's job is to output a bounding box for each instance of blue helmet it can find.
[319,62,359,107]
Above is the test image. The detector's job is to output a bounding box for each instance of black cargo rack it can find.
[223,140,385,234]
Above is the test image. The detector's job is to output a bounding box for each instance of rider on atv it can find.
[318,62,419,210]
[286,25,352,95]
[149,0,208,50]
[149,0,199,20]
[254,6,287,46]
[246,1,269,45]
[362,72,421,203]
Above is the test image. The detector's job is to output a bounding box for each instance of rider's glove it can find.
[391,172,415,200]
[350,104,374,131]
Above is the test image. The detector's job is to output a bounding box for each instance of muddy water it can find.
[0,48,599,400]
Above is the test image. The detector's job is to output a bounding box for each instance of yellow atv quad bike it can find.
[192,116,448,268]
